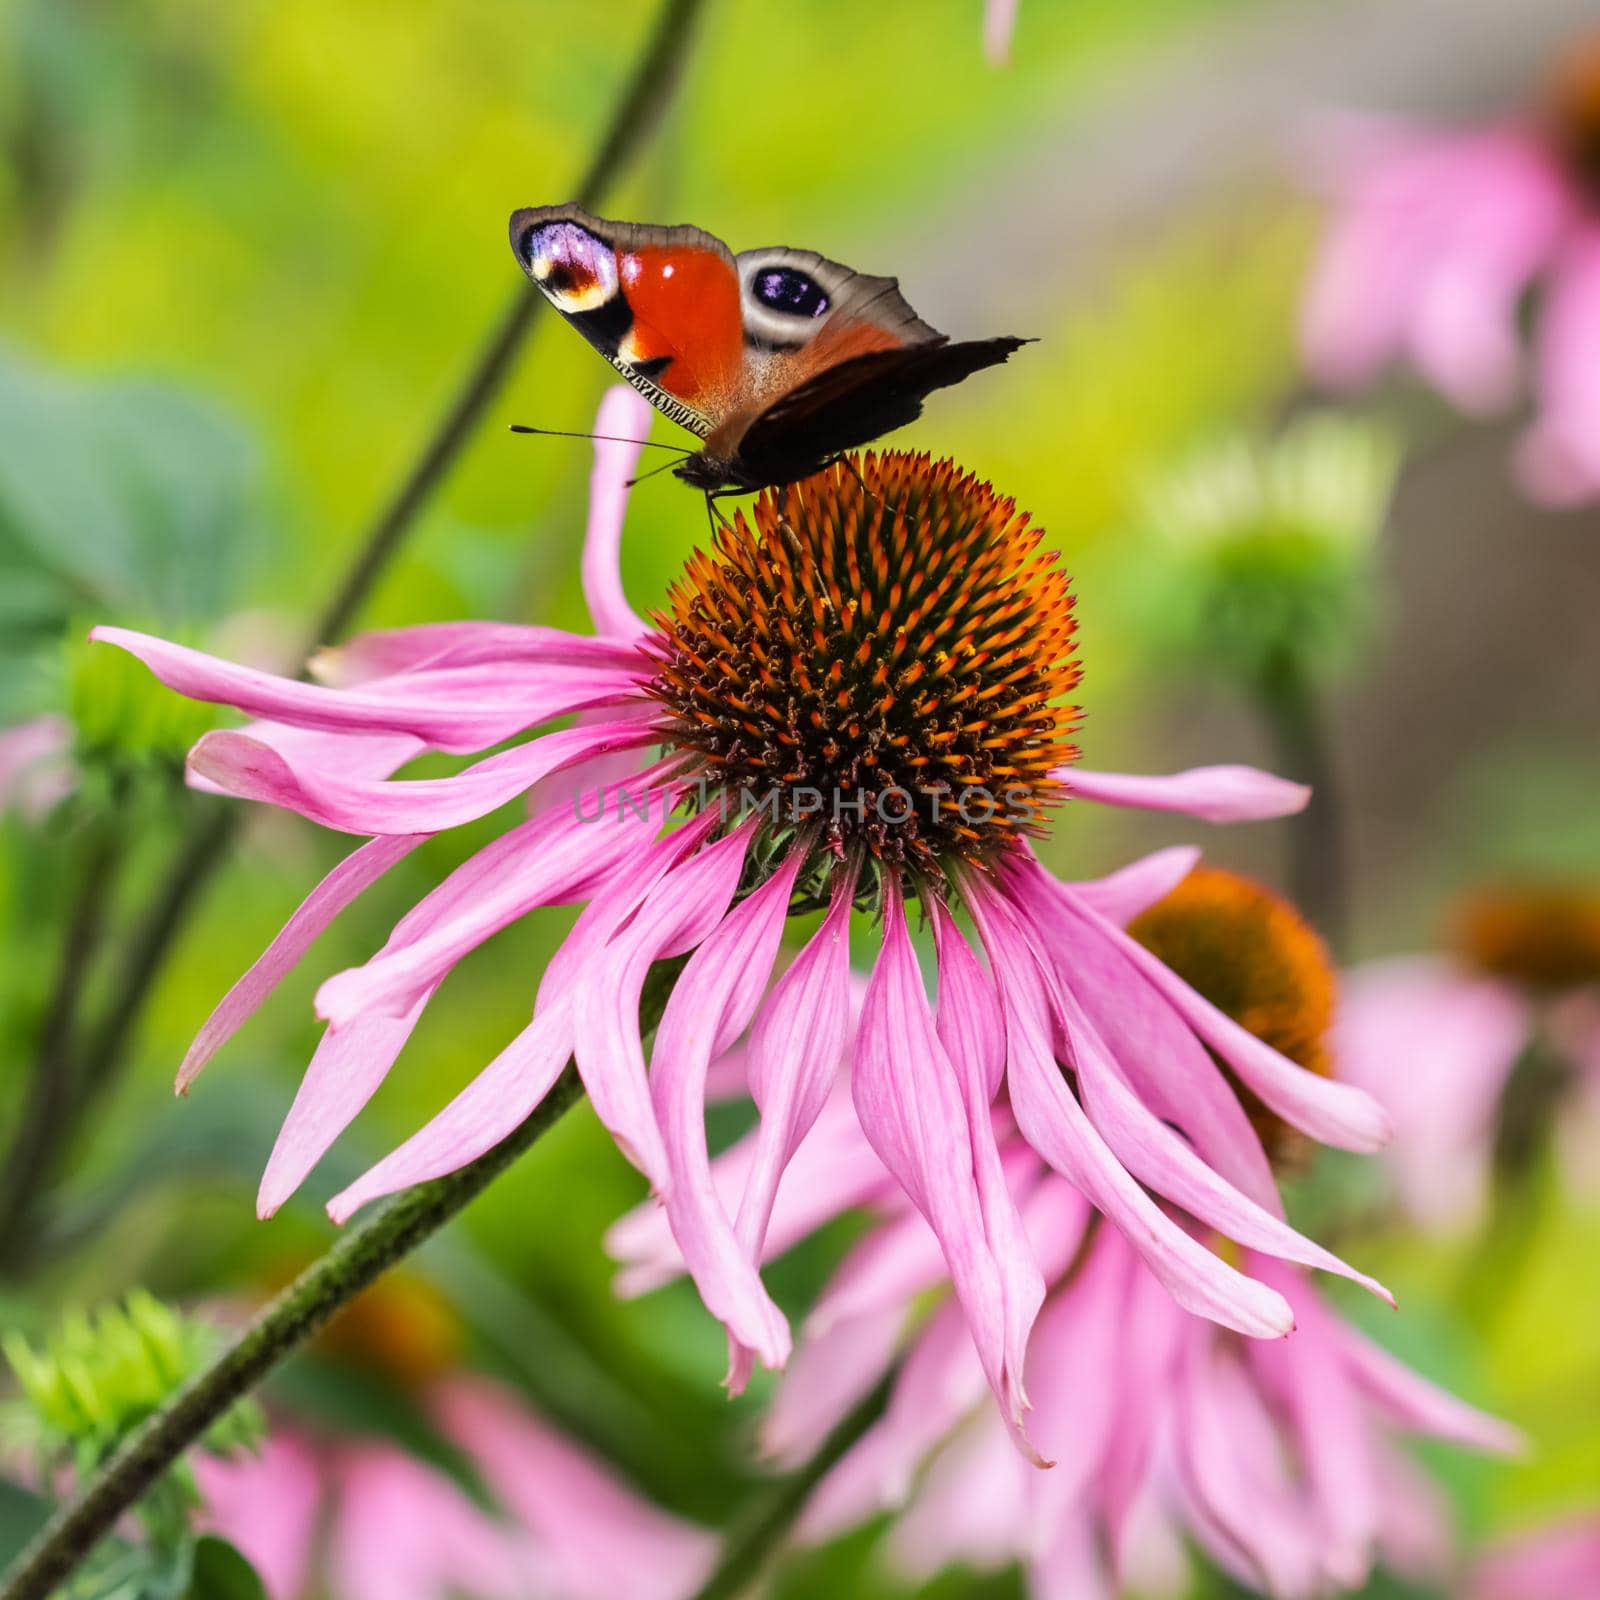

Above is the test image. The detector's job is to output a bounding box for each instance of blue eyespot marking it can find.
[754,268,829,318]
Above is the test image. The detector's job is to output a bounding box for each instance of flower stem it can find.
[7,1077,580,1599]
[688,1369,897,1600]
[0,0,708,1272]
[1252,651,1347,955]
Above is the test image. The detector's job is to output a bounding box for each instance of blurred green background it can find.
[2,1,1597,1595]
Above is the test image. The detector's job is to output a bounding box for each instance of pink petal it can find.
[1334,1319,1523,1454]
[573,823,755,1188]
[931,902,1046,1422]
[1019,864,1279,1211]
[1473,1518,1600,1600]
[326,998,573,1223]
[92,625,644,754]
[852,879,1035,1451]
[886,1423,1034,1578]
[1070,891,1392,1151]
[189,718,657,834]
[258,993,432,1216]
[314,621,641,684]
[313,779,666,1026]
[583,387,653,640]
[330,1446,524,1600]
[0,715,73,818]
[186,723,423,795]
[195,1430,323,1600]
[1520,226,1600,505]
[178,834,423,1092]
[1246,1262,1382,1587]
[983,0,1018,65]
[760,1294,907,1468]
[1068,846,1203,927]
[1064,764,1310,822]
[648,852,804,1375]
[964,878,1295,1340]
[1335,957,1526,1228]
[434,1377,715,1600]
[734,875,855,1266]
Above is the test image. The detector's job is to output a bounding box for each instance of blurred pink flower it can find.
[760,1197,1515,1600]
[97,388,1388,1457]
[984,0,1019,65]
[1300,37,1600,504]
[196,1376,713,1600]
[1338,901,1600,1230]
[0,714,74,818]
[1470,1515,1600,1600]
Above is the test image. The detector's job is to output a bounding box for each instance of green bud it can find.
[1136,412,1401,690]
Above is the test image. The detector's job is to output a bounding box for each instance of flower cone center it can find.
[647,451,1080,879]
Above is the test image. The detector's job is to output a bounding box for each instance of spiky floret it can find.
[1546,31,1600,203]
[1129,866,1335,1167]
[1453,882,1600,991]
[646,451,1080,883]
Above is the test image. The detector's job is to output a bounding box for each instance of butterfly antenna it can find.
[625,455,684,489]
[509,424,691,455]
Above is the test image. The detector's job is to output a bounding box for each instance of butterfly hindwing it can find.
[511,203,744,437]
[733,336,1031,484]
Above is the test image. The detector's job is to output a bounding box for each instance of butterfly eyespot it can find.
[753,267,829,319]
[523,220,618,313]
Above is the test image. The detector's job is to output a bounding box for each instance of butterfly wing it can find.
[731,336,1031,485]
[510,203,746,438]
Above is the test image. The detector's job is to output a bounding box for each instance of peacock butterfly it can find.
[509,202,1030,496]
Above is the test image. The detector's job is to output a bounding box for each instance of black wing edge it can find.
[738,336,1034,475]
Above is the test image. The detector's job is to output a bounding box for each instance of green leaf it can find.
[183,1536,269,1600]
[0,1478,49,1568]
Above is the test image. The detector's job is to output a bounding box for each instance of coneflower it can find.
[97,387,1388,1455]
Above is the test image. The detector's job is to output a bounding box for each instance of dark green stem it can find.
[0,0,709,1272]
[1252,651,1346,955]
[688,1369,897,1600]
[0,824,120,1271]
[3,1082,569,1599]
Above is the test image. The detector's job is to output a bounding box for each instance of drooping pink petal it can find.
[1472,1518,1600,1600]
[1246,1261,1382,1588]
[329,1445,524,1600]
[195,1430,323,1600]
[1520,225,1600,504]
[189,718,657,834]
[760,1293,907,1468]
[313,621,642,684]
[434,1377,715,1600]
[1045,947,1391,1303]
[1064,764,1310,823]
[574,822,756,1188]
[1068,846,1203,927]
[0,714,74,817]
[734,873,855,1267]
[583,387,653,640]
[1333,1319,1523,1454]
[93,625,645,754]
[852,878,1034,1451]
[930,901,1046,1422]
[1172,1334,1323,1599]
[258,992,433,1216]
[312,777,670,1027]
[186,723,424,795]
[1068,890,1393,1151]
[326,995,574,1223]
[649,851,805,1377]
[963,878,1295,1340]
[178,834,424,1092]
[1016,862,1280,1211]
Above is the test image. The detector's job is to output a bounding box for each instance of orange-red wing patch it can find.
[616,245,744,417]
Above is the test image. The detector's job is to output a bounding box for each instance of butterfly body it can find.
[510,203,1029,494]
